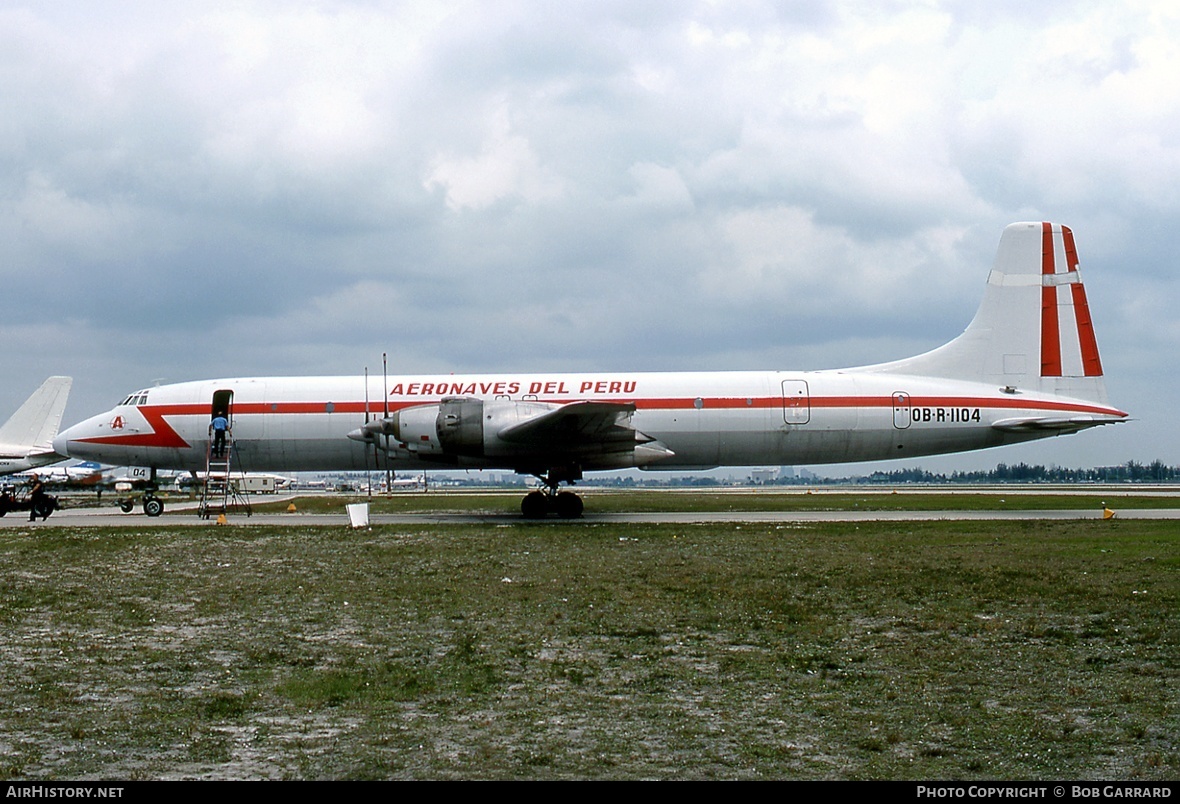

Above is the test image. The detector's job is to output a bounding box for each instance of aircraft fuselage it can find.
[55,369,1126,475]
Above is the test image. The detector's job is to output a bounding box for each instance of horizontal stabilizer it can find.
[991,415,1125,434]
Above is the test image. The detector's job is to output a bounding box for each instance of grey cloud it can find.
[2,1,1176,469]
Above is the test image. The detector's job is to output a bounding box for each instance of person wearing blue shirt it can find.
[210,414,229,458]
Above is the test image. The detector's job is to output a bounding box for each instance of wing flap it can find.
[497,401,644,447]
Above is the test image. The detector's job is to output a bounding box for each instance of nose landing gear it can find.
[143,494,164,517]
[114,467,165,516]
[117,492,164,516]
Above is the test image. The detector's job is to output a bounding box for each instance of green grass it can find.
[249,488,1180,515]
[0,519,1176,779]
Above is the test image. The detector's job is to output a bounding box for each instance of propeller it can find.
[364,366,372,498]
[383,352,393,491]
[346,354,396,493]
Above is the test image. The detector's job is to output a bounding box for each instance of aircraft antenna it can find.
[364,367,372,500]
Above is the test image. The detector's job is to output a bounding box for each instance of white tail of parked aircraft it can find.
[55,223,1126,517]
[870,222,1108,401]
[0,376,73,476]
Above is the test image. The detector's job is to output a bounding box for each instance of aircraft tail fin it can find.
[0,376,73,457]
[869,222,1110,404]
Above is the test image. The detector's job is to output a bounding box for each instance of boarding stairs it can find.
[197,429,252,519]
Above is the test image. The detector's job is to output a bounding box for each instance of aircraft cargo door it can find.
[782,380,810,425]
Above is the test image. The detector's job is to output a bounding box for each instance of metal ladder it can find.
[197,428,251,519]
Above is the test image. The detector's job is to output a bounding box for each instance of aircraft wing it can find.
[497,401,646,448]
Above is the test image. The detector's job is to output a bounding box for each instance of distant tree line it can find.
[433,459,1180,488]
[859,460,1177,484]
[587,460,1180,487]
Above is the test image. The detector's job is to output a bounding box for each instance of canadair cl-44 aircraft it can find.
[55,223,1126,517]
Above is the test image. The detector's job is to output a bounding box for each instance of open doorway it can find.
[210,389,234,459]
[210,389,234,424]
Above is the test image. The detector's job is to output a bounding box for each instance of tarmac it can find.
[5,498,1180,527]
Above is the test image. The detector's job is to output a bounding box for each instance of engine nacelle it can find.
[383,396,671,470]
[388,403,445,454]
[436,397,484,456]
[435,397,564,457]
[389,397,563,459]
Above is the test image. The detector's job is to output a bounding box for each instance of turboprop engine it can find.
[390,397,554,457]
[349,396,673,471]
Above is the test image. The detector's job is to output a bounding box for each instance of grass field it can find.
[244,488,1180,516]
[1,516,1176,779]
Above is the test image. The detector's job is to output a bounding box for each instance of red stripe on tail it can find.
[1062,226,1103,376]
[1040,223,1062,376]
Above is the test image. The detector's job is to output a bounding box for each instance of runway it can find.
[6,506,1180,527]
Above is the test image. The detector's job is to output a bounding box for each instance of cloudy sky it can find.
[3,1,1177,473]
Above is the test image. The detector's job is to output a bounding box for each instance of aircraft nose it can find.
[54,417,100,459]
[53,426,75,458]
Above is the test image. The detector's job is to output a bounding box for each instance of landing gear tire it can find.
[119,499,135,513]
[555,491,583,519]
[521,491,549,519]
[520,489,584,519]
[522,465,586,519]
[143,497,164,518]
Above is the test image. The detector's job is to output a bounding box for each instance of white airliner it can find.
[15,461,104,486]
[54,223,1127,517]
[0,376,73,476]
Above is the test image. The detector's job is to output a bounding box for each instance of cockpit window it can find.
[120,391,150,406]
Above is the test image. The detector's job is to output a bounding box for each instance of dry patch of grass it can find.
[250,489,1180,516]
[0,519,1176,779]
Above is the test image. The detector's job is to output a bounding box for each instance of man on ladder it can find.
[209,411,229,458]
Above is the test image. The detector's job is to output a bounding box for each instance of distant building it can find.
[750,468,776,485]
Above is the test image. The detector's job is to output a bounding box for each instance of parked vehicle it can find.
[0,485,59,519]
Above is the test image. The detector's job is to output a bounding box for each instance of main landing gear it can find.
[521,465,585,520]
[521,488,584,519]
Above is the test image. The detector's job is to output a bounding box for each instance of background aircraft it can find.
[54,223,1126,517]
[13,460,105,487]
[0,376,73,476]
[171,471,294,493]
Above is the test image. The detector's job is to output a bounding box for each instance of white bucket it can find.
[346,502,370,528]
